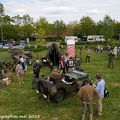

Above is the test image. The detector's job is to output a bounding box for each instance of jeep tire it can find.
[53,89,65,102]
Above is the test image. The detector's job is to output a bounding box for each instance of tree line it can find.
[0,3,120,41]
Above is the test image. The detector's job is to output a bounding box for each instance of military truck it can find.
[37,70,89,102]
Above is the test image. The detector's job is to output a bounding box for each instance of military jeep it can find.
[37,70,89,102]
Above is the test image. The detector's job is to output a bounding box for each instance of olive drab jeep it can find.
[37,70,89,102]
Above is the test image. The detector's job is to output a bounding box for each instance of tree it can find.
[35,17,50,39]
[64,24,74,36]
[98,15,115,40]
[65,21,77,36]
[113,22,120,40]
[79,16,96,36]
[0,3,4,41]
[22,14,33,25]
[53,20,66,37]
[2,15,13,25]
[73,23,81,37]
[20,14,34,39]
[1,15,20,40]
[0,3,4,16]
[12,15,22,26]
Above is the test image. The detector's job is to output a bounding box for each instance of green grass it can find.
[0,49,120,120]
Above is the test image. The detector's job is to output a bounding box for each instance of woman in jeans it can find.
[16,61,24,84]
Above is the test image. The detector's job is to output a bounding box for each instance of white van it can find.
[87,35,105,42]
[65,36,78,43]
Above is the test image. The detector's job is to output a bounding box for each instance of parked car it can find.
[24,51,33,58]
[3,44,12,49]
[0,43,3,48]
[19,43,26,49]
[37,70,89,102]
[19,40,26,44]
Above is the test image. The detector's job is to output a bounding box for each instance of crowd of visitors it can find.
[12,44,119,120]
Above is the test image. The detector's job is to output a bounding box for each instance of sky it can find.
[0,0,120,23]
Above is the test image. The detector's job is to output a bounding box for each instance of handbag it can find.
[104,87,109,98]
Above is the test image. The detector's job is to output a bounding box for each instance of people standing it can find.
[77,79,98,120]
[32,60,41,92]
[64,53,69,73]
[19,56,25,70]
[16,61,24,84]
[113,47,118,58]
[68,57,74,72]
[85,48,91,63]
[79,47,83,64]
[60,55,65,74]
[49,61,53,73]
[100,46,103,53]
[96,74,105,116]
[24,58,28,71]
[108,49,114,69]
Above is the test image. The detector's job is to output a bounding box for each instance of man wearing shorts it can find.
[77,79,98,120]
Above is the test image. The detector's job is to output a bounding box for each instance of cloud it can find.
[86,9,100,15]
[1,0,120,23]
[42,6,78,15]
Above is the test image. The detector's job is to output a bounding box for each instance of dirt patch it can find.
[111,82,120,87]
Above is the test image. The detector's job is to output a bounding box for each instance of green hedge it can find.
[24,45,47,52]
[76,41,108,46]
[76,39,120,46]
[45,38,64,42]
[0,49,9,52]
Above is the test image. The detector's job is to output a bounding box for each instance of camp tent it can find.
[46,42,64,66]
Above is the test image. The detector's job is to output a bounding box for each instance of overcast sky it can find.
[1,0,120,23]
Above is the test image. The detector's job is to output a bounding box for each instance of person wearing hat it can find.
[96,74,105,116]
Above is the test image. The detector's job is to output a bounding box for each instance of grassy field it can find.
[0,48,120,120]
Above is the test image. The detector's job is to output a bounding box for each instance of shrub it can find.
[0,49,9,52]
[24,45,47,52]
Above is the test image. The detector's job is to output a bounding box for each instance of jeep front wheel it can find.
[53,89,65,102]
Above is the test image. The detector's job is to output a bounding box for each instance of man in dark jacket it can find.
[32,60,41,91]
[108,49,114,69]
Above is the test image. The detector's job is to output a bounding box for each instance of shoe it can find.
[97,114,102,117]
[36,90,39,93]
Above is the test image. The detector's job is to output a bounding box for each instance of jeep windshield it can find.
[65,70,88,80]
